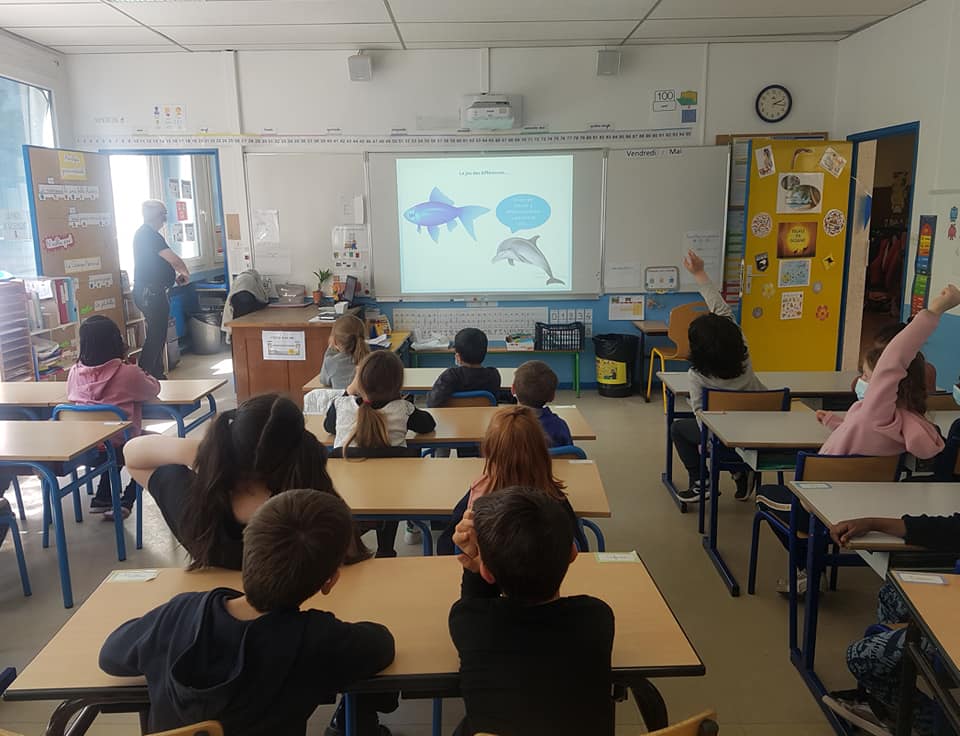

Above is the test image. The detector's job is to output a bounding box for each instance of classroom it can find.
[2,0,960,735]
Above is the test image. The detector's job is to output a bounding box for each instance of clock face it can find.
[756,85,792,123]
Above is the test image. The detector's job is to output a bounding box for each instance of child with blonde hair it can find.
[437,404,587,555]
[304,315,370,415]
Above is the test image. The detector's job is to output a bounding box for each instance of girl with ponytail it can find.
[124,393,371,569]
[324,350,436,454]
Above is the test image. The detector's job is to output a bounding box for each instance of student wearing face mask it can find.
[756,285,959,594]
[851,322,938,395]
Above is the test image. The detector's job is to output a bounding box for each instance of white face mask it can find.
[953,384,960,406]
[855,377,869,401]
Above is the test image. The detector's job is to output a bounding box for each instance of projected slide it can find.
[397,155,573,294]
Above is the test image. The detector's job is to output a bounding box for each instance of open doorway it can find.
[861,131,917,349]
[842,123,919,370]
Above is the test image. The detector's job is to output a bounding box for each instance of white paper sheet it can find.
[262,330,306,361]
[608,295,645,320]
[604,263,641,289]
[252,209,280,243]
[253,241,291,275]
[679,231,723,288]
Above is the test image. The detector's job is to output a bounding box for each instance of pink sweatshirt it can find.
[818,309,944,459]
[67,359,161,436]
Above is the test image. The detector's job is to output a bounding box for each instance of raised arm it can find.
[682,249,732,319]
[123,434,201,488]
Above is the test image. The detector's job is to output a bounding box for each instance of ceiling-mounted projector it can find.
[460,93,522,131]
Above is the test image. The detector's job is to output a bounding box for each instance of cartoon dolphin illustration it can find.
[403,187,490,243]
[491,235,564,286]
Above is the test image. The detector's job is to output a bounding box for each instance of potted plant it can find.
[312,268,333,304]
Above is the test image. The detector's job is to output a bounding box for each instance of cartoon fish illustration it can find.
[491,235,564,285]
[403,187,489,243]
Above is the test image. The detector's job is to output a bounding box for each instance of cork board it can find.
[24,146,124,331]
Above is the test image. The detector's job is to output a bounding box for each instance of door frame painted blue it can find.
[840,122,920,367]
[99,147,229,285]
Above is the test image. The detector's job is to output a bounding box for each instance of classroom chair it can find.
[446,390,498,407]
[0,406,40,521]
[646,300,708,410]
[646,711,719,735]
[549,445,588,459]
[696,387,791,532]
[51,404,145,551]
[0,499,31,597]
[748,452,901,595]
[147,722,223,736]
[933,420,960,481]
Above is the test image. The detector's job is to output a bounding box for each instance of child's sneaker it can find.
[103,506,132,521]
[403,521,422,545]
[676,480,710,504]
[89,500,112,514]
[777,570,808,596]
[733,470,756,501]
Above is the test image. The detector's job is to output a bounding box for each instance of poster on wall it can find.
[911,215,937,317]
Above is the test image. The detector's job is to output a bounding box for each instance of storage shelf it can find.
[31,321,78,337]
[126,317,145,326]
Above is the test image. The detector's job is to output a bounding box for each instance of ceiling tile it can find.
[55,44,180,54]
[117,0,390,26]
[625,34,848,44]
[185,42,404,51]
[406,40,620,49]
[631,16,882,38]
[651,0,919,18]
[0,0,95,4]
[164,23,398,45]
[12,25,169,45]
[400,20,636,43]
[0,3,137,27]
[388,0,656,22]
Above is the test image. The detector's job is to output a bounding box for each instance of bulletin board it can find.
[740,139,854,370]
[603,145,730,293]
[23,146,125,332]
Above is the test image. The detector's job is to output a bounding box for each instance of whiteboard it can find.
[368,150,604,300]
[244,152,364,282]
[604,146,730,293]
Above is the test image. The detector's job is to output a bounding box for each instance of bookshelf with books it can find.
[24,277,79,382]
[0,280,35,382]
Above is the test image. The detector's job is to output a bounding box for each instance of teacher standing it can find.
[134,199,189,380]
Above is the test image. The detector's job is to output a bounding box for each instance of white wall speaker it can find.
[596,50,621,76]
[347,53,372,82]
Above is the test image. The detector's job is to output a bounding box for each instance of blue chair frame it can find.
[51,404,146,551]
[549,445,606,551]
[0,505,30,596]
[142,392,218,437]
[0,405,43,521]
[549,445,587,459]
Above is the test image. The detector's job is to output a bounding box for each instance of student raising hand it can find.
[928,284,960,315]
[682,249,709,282]
[453,510,481,573]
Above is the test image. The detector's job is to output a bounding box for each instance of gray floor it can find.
[0,352,884,735]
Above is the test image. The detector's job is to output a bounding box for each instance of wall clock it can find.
[756,84,792,123]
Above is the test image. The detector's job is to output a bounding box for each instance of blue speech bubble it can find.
[496,194,551,233]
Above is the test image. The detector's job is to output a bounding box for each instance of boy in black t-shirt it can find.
[99,489,395,736]
[449,486,615,736]
[426,327,501,408]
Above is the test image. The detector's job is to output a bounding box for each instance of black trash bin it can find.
[592,333,639,398]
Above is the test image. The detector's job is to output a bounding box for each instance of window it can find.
[109,152,225,286]
[0,75,55,277]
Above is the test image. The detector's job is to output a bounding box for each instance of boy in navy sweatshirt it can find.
[99,489,395,736]
[512,360,573,448]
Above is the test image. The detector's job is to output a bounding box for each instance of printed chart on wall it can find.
[23,146,125,333]
[740,140,853,370]
[396,155,573,294]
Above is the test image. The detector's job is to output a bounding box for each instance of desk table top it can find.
[0,420,131,462]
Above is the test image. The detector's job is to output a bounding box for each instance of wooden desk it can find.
[784,481,960,731]
[0,421,132,608]
[306,405,596,447]
[225,305,362,407]
[412,343,582,397]
[891,572,960,736]
[0,382,66,418]
[143,379,228,437]
[6,556,703,736]
[328,457,610,518]
[305,366,517,394]
[657,370,859,398]
[634,320,668,403]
